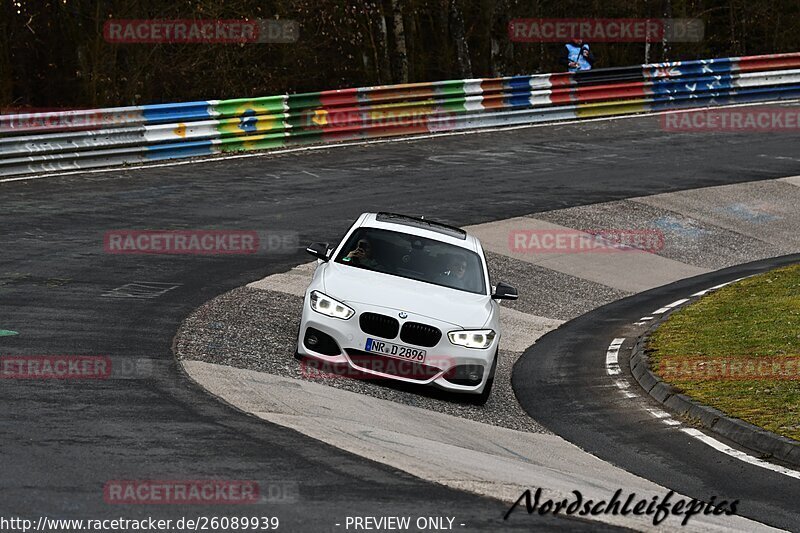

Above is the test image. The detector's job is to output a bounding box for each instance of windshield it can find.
[334,227,486,295]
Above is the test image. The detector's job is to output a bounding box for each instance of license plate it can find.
[365,338,426,362]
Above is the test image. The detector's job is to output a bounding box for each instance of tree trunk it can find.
[0,0,13,106]
[378,7,392,84]
[490,0,511,77]
[389,0,409,83]
[406,6,418,81]
[362,2,386,84]
[449,0,473,78]
[662,0,672,61]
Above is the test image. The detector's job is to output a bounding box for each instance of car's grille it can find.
[359,312,399,339]
[346,349,442,380]
[400,322,442,347]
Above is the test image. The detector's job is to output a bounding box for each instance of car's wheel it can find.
[467,350,498,406]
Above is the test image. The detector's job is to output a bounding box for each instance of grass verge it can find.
[647,263,800,441]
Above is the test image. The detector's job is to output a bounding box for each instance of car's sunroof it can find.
[376,212,467,240]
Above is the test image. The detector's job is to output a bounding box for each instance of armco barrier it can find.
[2,52,800,177]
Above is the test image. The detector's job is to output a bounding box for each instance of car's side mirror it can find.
[492,282,518,300]
[306,242,330,262]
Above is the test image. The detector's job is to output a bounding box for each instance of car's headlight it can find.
[309,291,354,320]
[447,329,496,349]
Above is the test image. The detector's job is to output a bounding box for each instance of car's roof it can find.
[358,212,480,252]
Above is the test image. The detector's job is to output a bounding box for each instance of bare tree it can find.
[388,0,408,82]
[448,0,472,77]
[0,0,14,105]
[5,0,800,108]
[662,0,672,61]
[378,13,392,83]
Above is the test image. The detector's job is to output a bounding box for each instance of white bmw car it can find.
[296,212,518,404]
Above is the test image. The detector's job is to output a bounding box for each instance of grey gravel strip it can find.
[174,286,548,433]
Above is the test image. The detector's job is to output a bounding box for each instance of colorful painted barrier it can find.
[1,52,800,177]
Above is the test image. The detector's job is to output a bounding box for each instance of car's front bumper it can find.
[296,297,498,394]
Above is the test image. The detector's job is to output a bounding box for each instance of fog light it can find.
[303,327,341,356]
[442,364,484,387]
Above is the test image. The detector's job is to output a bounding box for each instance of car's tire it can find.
[467,349,498,406]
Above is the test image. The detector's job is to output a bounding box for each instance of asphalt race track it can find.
[2,109,800,530]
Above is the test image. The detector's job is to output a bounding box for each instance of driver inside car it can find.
[343,238,379,269]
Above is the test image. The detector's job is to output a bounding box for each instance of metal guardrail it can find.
[2,52,800,177]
